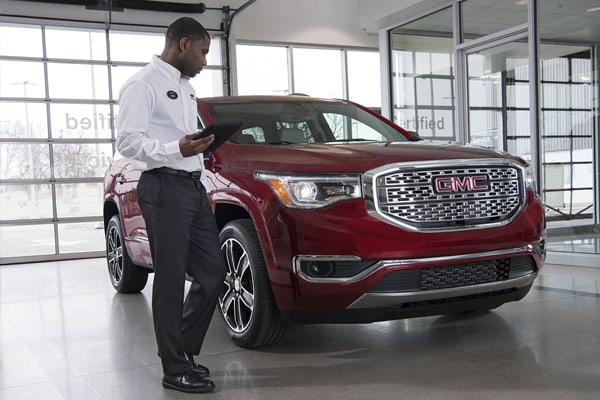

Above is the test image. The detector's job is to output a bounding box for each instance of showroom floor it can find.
[1,258,599,400]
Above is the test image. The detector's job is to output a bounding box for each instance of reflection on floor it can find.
[1,258,600,400]
[546,220,600,254]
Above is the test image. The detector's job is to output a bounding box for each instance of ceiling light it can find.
[587,7,600,12]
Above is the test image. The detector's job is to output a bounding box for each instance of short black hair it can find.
[165,17,210,44]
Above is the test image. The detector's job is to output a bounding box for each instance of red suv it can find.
[103,95,546,348]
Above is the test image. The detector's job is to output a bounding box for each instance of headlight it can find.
[524,163,538,195]
[255,172,362,208]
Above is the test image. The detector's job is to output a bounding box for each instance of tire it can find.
[105,214,148,293]
[218,219,287,348]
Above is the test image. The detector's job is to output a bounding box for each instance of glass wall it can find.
[236,44,381,109]
[466,40,531,159]
[539,47,593,222]
[388,0,599,261]
[538,0,598,254]
[389,7,455,140]
[0,22,224,263]
[235,45,290,95]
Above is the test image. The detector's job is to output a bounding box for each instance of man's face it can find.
[179,35,211,78]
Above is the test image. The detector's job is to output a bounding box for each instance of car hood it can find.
[217,140,524,173]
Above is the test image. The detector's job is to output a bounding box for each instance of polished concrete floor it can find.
[1,258,600,400]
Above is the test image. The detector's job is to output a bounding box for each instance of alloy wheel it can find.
[219,237,255,333]
[106,224,124,286]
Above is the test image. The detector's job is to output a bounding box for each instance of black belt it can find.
[146,167,202,179]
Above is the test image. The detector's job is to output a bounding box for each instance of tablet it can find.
[194,120,243,153]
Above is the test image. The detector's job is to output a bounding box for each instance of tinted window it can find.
[209,100,408,145]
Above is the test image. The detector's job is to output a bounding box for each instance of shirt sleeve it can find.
[115,79,183,166]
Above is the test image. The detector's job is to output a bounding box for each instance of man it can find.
[116,17,226,394]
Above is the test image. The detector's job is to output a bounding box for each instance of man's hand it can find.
[179,131,215,157]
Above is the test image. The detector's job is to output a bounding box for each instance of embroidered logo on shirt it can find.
[167,90,178,99]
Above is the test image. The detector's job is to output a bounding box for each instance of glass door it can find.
[465,40,531,160]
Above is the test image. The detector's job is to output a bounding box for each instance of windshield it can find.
[208,100,409,145]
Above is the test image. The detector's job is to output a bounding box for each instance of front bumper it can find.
[280,280,534,324]
[277,241,544,324]
[349,270,536,309]
[293,241,545,283]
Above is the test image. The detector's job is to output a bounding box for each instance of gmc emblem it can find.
[434,175,490,193]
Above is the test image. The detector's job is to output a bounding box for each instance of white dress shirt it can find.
[116,55,203,173]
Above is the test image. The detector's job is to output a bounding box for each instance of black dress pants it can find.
[137,170,226,375]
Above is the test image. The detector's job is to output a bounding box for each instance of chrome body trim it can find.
[293,255,362,282]
[132,236,148,243]
[293,242,545,284]
[347,273,537,309]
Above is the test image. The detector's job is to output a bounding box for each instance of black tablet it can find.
[194,120,243,153]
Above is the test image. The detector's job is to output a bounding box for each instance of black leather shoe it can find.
[162,370,215,393]
[184,352,210,377]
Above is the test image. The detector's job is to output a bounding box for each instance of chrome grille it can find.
[420,259,510,290]
[368,256,535,293]
[366,160,525,231]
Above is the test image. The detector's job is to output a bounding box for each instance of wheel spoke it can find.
[233,297,246,330]
[224,240,237,274]
[221,287,236,316]
[238,253,250,277]
[221,271,232,289]
[107,250,116,264]
[239,286,254,309]
[107,228,115,247]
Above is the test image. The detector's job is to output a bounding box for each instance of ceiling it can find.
[391,0,600,45]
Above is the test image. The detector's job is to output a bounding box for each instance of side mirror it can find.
[406,130,423,142]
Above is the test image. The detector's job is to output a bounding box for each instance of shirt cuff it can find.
[164,139,184,160]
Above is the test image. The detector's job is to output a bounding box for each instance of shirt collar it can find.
[150,54,190,85]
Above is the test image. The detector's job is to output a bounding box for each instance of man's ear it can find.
[178,37,191,53]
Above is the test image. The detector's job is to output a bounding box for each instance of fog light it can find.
[301,261,334,277]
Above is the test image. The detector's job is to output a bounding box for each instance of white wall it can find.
[228,0,445,47]
[357,0,419,31]
[0,0,234,31]
[229,0,377,48]
[1,0,381,48]
[0,0,445,48]
[357,0,448,31]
